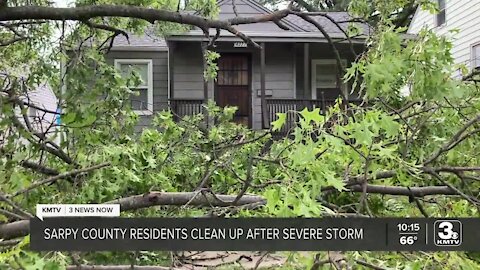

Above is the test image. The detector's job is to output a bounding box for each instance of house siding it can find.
[105,51,169,132]
[2,81,60,147]
[27,82,58,128]
[19,82,59,138]
[252,43,295,129]
[171,42,295,130]
[171,42,205,99]
[408,0,480,71]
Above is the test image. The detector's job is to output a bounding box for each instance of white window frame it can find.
[471,42,480,70]
[435,0,446,27]
[311,59,348,100]
[114,59,153,115]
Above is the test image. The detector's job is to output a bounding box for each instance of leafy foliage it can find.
[1,0,480,269]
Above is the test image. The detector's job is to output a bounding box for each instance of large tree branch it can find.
[0,192,265,240]
[0,5,292,49]
[0,220,30,240]
[108,191,265,211]
[20,160,59,176]
[321,166,480,193]
[347,184,457,197]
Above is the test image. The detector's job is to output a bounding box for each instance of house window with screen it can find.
[114,59,153,115]
[311,59,347,100]
[473,43,480,70]
[436,0,446,26]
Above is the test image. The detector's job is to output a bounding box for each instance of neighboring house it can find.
[408,0,480,73]
[0,73,59,144]
[104,0,368,132]
[22,81,59,136]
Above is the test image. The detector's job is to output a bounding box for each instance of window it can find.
[436,0,446,26]
[114,59,153,115]
[472,43,480,70]
[29,107,37,119]
[217,55,249,86]
[311,59,347,100]
[28,106,40,128]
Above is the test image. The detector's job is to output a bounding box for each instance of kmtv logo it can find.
[434,220,462,246]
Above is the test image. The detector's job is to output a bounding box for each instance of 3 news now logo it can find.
[434,220,462,247]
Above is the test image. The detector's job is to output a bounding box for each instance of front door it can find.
[215,54,250,126]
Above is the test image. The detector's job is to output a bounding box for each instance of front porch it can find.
[169,96,360,136]
[167,40,364,132]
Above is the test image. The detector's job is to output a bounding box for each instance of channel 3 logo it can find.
[434,220,462,246]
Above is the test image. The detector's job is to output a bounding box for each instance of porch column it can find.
[168,41,175,100]
[201,42,209,127]
[303,43,309,99]
[260,42,268,129]
[201,41,209,104]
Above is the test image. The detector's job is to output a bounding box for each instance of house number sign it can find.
[234,42,247,48]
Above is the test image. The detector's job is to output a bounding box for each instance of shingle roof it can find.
[110,1,370,49]
[285,12,347,32]
[284,12,371,36]
[111,28,168,50]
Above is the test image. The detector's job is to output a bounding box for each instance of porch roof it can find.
[166,28,368,43]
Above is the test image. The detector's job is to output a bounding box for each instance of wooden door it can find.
[215,54,250,126]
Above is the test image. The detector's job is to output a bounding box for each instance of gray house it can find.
[408,0,480,75]
[106,0,367,131]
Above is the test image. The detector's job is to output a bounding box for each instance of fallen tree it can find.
[1,0,480,269]
[0,191,265,240]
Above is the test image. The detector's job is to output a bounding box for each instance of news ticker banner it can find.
[30,217,480,251]
[36,204,120,220]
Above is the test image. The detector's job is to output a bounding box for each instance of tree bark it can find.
[0,5,289,31]
[107,191,266,211]
[0,192,265,240]
[347,185,457,197]
[0,220,30,241]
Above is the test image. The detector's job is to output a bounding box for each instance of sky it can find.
[53,0,74,7]
[53,0,286,9]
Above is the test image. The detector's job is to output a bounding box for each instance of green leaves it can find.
[322,170,345,191]
[291,143,318,166]
[69,113,97,128]
[299,107,323,126]
[61,112,76,124]
[203,50,220,80]
[1,1,480,269]
[378,114,401,138]
[271,112,286,131]
[272,108,325,132]
[351,121,375,145]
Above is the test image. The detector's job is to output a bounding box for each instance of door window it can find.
[217,55,249,86]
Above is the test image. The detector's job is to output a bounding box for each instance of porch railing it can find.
[169,99,204,120]
[168,97,363,134]
[266,98,364,135]
[266,98,336,134]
